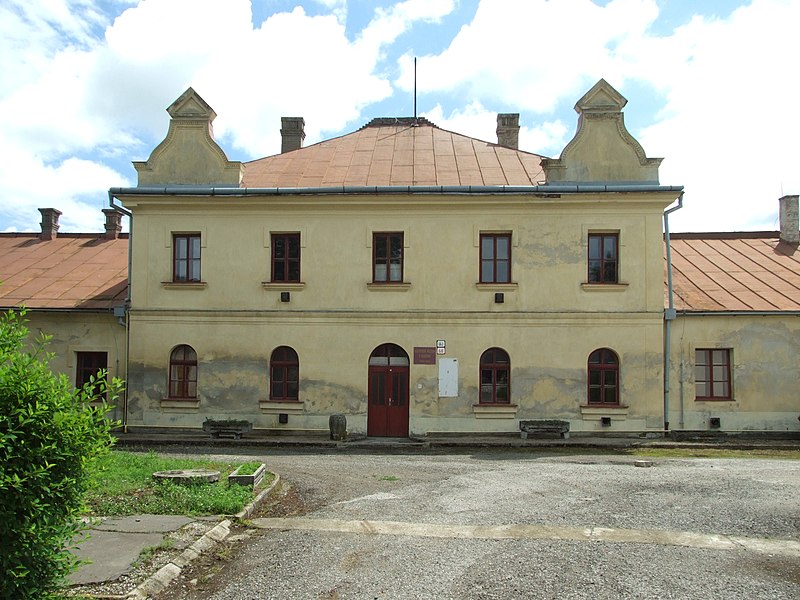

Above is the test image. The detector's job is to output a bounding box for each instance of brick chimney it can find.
[102,208,123,240]
[39,208,62,240]
[496,113,520,149]
[281,117,305,153]
[779,195,799,244]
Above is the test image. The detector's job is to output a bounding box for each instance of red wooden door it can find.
[367,344,409,437]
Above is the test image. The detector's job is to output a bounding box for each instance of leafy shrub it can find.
[0,309,121,599]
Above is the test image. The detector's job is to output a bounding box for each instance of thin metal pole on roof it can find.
[414,57,417,120]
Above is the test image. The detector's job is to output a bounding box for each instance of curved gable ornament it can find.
[134,87,242,186]
[542,79,662,184]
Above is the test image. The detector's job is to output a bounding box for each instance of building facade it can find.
[2,79,797,437]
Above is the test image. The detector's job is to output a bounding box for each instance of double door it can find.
[367,344,409,437]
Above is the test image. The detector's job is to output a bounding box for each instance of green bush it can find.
[0,309,121,599]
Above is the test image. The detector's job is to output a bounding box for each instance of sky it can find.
[0,0,798,234]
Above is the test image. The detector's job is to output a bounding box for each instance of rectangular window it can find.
[272,233,301,282]
[588,233,618,283]
[373,233,403,282]
[480,233,511,283]
[695,349,732,400]
[76,351,107,399]
[173,234,201,282]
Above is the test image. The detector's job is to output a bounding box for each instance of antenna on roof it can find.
[414,57,417,122]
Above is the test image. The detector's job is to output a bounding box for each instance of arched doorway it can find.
[367,343,410,437]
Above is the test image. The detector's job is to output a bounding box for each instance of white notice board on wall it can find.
[438,358,458,397]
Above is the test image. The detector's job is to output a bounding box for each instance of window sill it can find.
[581,283,628,292]
[695,397,735,402]
[262,282,305,290]
[475,283,518,291]
[260,400,304,414]
[160,398,200,410]
[472,403,518,419]
[580,404,629,420]
[366,282,412,291]
[161,281,207,290]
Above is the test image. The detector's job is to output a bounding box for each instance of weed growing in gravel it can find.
[134,538,175,567]
[378,475,399,481]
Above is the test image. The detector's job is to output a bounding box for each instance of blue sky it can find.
[0,0,797,234]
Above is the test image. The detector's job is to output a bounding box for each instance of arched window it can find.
[480,348,510,404]
[270,346,299,401]
[169,345,197,399]
[588,348,619,405]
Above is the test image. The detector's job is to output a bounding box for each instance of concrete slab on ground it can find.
[70,515,195,585]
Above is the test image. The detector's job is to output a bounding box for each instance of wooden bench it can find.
[519,419,570,439]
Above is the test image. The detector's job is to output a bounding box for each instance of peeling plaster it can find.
[518,230,583,268]
[301,379,364,414]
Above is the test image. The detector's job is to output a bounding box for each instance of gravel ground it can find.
[157,449,799,599]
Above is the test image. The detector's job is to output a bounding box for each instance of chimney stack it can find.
[39,208,62,240]
[496,113,520,150]
[779,195,799,244]
[280,117,305,153]
[102,208,123,240]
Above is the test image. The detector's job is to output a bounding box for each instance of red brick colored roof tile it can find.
[0,234,128,310]
[666,233,800,312]
[242,118,547,188]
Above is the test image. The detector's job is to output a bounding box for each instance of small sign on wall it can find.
[413,347,437,365]
[438,358,458,397]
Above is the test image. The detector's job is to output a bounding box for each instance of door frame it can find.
[367,343,410,437]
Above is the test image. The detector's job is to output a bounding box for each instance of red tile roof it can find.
[0,234,128,310]
[667,233,800,312]
[242,118,547,187]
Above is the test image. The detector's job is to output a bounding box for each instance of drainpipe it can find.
[679,359,685,429]
[663,192,684,434]
[108,192,132,433]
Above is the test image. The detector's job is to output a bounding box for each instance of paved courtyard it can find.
[162,448,800,599]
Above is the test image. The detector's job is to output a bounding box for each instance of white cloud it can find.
[0,0,449,230]
[634,0,800,231]
[0,145,130,233]
[358,0,455,58]
[398,0,659,112]
[406,0,799,231]
[1,0,797,234]
[424,101,568,158]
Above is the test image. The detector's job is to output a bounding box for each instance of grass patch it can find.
[627,447,800,460]
[378,475,399,481]
[236,461,263,476]
[85,450,271,516]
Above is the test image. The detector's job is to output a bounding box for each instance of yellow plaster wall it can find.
[24,311,127,423]
[667,315,800,432]
[123,193,674,314]
[121,190,674,434]
[124,310,665,434]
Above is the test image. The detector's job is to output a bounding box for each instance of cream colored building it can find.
[2,79,797,438]
[665,208,800,434]
[114,80,682,437]
[0,209,128,424]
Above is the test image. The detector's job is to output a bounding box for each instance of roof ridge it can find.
[668,231,780,240]
[360,117,438,130]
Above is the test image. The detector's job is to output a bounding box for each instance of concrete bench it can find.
[202,419,253,439]
[519,419,570,439]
